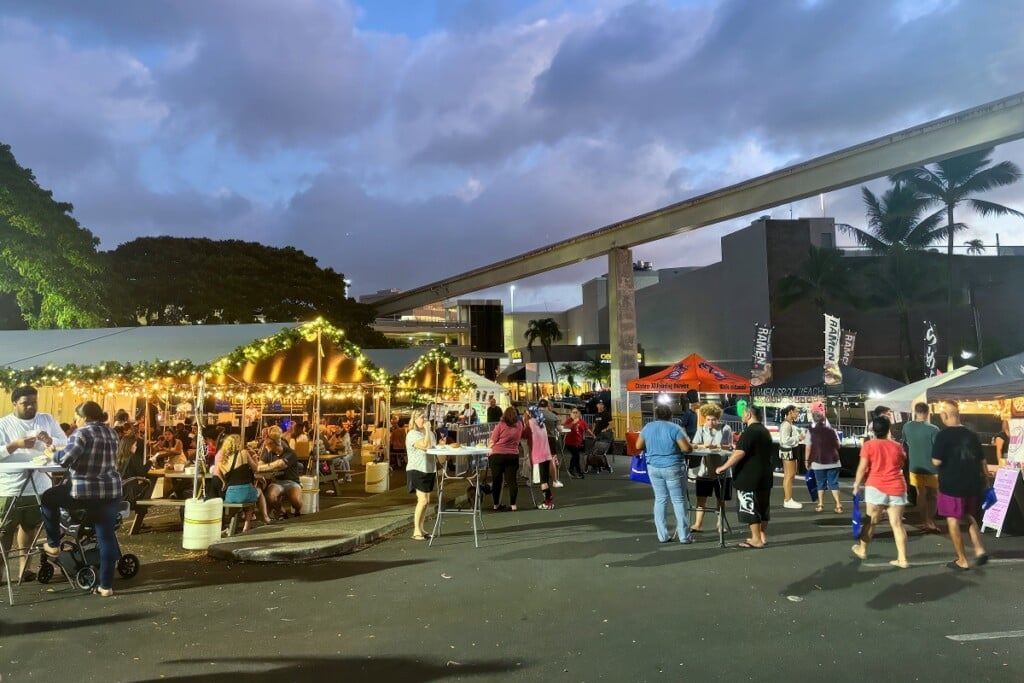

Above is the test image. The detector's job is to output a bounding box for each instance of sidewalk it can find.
[207,475,417,563]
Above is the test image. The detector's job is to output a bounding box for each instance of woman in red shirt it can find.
[851,416,909,568]
[488,407,524,511]
[562,408,593,479]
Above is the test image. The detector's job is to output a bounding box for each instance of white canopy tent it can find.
[864,365,976,415]
[461,370,510,407]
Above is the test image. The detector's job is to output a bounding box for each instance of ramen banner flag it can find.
[750,323,774,386]
[924,321,938,377]
[823,314,843,385]
[840,329,857,366]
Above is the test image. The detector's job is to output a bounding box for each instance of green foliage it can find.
[582,357,610,390]
[103,236,390,347]
[524,318,563,390]
[557,362,585,395]
[0,144,105,328]
[774,246,857,314]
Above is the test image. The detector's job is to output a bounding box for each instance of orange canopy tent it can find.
[627,353,750,394]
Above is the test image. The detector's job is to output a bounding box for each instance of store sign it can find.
[510,350,522,364]
[599,352,644,364]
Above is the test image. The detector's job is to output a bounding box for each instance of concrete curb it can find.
[207,512,414,562]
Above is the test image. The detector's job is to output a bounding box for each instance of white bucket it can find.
[300,475,319,514]
[365,462,389,493]
[182,497,223,550]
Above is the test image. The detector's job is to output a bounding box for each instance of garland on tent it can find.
[0,359,203,392]
[390,346,475,396]
[0,320,387,392]
[204,318,388,383]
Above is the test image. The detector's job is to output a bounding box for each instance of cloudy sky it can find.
[2,0,1023,312]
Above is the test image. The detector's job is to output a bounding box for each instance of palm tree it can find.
[523,318,562,392]
[964,239,986,255]
[893,147,1023,367]
[847,183,944,253]
[582,357,610,391]
[836,182,945,380]
[557,362,584,396]
[774,245,857,314]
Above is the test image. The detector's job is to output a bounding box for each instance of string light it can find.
[0,319,477,400]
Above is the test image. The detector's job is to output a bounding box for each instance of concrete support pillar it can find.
[607,247,640,437]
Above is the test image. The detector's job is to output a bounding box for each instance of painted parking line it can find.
[862,558,1024,569]
[946,630,1024,642]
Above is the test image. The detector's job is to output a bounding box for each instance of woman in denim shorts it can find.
[851,416,909,568]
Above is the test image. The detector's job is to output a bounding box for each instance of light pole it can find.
[509,285,515,313]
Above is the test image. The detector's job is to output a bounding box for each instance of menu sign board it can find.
[982,466,1024,538]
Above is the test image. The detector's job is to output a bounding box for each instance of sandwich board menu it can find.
[982,466,1024,537]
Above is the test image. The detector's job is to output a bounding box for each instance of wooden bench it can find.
[130,499,255,536]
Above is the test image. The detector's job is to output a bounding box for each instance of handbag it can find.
[982,487,998,511]
[629,452,651,484]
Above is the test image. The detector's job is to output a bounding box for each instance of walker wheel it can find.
[75,566,97,591]
[117,554,140,579]
[37,562,54,584]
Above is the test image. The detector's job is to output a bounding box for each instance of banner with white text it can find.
[824,314,843,385]
[840,329,857,366]
[751,323,774,386]
[924,321,938,378]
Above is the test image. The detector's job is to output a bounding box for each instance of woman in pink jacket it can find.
[525,406,555,509]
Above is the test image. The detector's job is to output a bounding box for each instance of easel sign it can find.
[982,466,1024,537]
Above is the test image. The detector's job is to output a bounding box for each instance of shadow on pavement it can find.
[1,611,154,636]
[135,655,524,682]
[132,558,430,594]
[866,572,977,610]
[779,560,885,597]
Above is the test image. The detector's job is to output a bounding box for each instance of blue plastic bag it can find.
[851,493,862,539]
[805,469,818,503]
[630,452,651,485]
[982,487,998,511]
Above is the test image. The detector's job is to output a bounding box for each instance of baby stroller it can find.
[36,501,140,591]
[584,436,614,474]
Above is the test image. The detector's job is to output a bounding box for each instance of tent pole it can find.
[314,327,323,486]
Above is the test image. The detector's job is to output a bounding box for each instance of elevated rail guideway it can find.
[374,92,1024,429]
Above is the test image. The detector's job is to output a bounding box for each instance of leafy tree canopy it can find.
[104,236,391,347]
[0,144,105,328]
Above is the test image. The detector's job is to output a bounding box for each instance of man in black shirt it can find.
[932,401,988,570]
[717,405,773,548]
[486,397,503,423]
[593,401,612,438]
[258,426,303,517]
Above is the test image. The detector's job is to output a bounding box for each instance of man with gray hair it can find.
[932,401,988,570]
[1,386,68,582]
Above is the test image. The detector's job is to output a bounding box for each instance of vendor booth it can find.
[864,365,976,416]
[625,353,750,432]
[752,365,904,474]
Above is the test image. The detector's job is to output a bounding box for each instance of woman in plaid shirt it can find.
[40,401,123,597]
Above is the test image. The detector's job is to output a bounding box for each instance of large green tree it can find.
[893,147,1023,367]
[557,362,584,396]
[523,318,562,390]
[0,144,105,328]
[103,236,390,347]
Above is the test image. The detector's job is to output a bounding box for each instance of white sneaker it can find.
[552,480,564,488]
[783,499,803,509]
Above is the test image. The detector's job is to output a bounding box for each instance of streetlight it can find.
[509,285,515,313]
